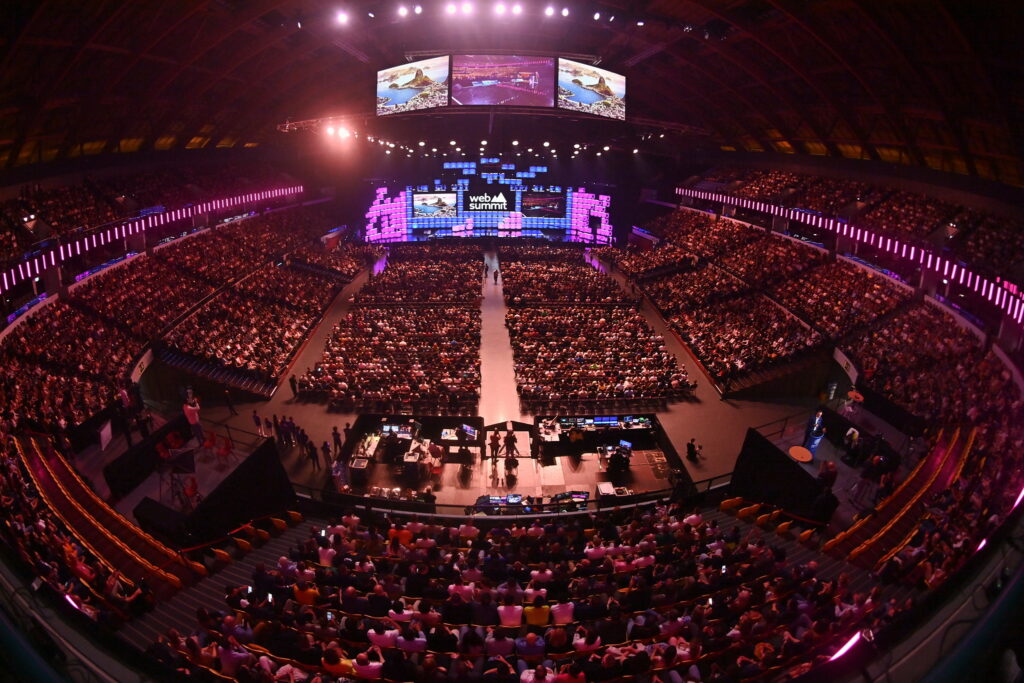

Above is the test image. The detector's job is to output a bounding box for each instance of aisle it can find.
[478,251,524,425]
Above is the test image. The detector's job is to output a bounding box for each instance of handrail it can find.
[24,436,182,589]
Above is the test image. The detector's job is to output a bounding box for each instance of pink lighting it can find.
[976,539,987,552]
[1013,484,1024,510]
[829,632,861,661]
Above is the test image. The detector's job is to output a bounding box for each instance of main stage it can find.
[326,413,688,514]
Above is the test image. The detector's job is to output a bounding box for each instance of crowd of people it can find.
[733,170,802,201]
[0,435,152,626]
[0,206,339,431]
[164,265,341,383]
[856,190,962,239]
[770,261,912,339]
[289,244,383,281]
[496,245,584,263]
[668,297,823,385]
[845,302,1019,428]
[716,235,827,287]
[299,305,481,413]
[601,243,697,279]
[142,501,916,682]
[356,262,482,305]
[784,177,884,216]
[643,267,753,316]
[500,262,629,306]
[670,221,762,261]
[507,306,688,407]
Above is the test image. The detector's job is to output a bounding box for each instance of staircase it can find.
[118,520,317,651]
[157,347,277,397]
[822,429,962,563]
[16,436,194,600]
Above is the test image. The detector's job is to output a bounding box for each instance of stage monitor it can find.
[619,440,632,449]
[376,56,450,116]
[506,493,523,504]
[521,191,566,218]
[557,58,626,120]
[461,424,479,439]
[451,54,555,107]
[412,192,458,218]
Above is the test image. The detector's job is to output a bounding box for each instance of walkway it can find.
[478,251,524,425]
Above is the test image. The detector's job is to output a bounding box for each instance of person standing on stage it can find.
[224,388,237,416]
[493,269,500,284]
[332,426,344,457]
[489,431,502,459]
[289,374,299,398]
[252,410,264,436]
[504,430,519,457]
[686,438,698,463]
[307,440,320,470]
[321,441,332,467]
[183,398,203,444]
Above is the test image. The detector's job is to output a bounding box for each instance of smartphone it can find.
[320,529,327,538]
[246,585,253,595]
[267,593,274,604]
[327,610,336,621]
[720,565,726,574]
[708,597,713,606]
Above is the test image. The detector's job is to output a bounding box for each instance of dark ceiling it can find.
[1,1,1021,184]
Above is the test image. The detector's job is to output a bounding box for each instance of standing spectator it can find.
[183,398,203,444]
[289,374,298,397]
[252,410,264,436]
[332,426,343,456]
[686,438,698,463]
[223,388,237,416]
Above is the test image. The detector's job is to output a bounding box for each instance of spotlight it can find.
[414,4,422,13]
[596,151,602,156]
[418,140,425,146]
[527,148,533,152]
[603,145,610,150]
[398,6,408,17]
[561,7,569,16]
[544,5,554,15]
[461,2,472,14]
[385,149,391,154]
[431,147,437,151]
[512,140,519,145]
[450,140,457,145]
[339,128,350,137]
[633,148,638,154]
[326,126,335,135]
[573,143,580,148]
[336,10,349,24]
[512,4,522,14]
[456,147,461,151]
[543,141,550,147]
[609,15,614,21]
[367,11,375,17]
[446,2,457,13]
[495,2,506,14]
[636,20,644,26]
[593,12,600,20]
[480,140,488,145]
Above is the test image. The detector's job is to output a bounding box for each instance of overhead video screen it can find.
[376,56,450,116]
[451,55,555,107]
[412,193,458,218]
[521,191,566,218]
[557,58,626,120]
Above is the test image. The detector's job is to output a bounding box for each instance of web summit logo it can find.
[468,191,508,211]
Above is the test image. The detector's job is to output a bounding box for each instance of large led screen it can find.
[376,56,450,116]
[521,191,566,218]
[451,55,555,107]
[412,193,458,218]
[557,58,626,120]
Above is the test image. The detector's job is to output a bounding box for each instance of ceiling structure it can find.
[0,1,1021,184]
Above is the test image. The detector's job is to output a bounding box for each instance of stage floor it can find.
[356,449,671,508]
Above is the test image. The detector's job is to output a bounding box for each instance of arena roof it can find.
[1,1,1021,184]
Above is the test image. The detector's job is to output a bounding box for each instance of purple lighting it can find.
[829,632,861,661]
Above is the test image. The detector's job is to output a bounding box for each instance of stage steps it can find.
[822,429,960,561]
[119,519,318,651]
[157,347,276,398]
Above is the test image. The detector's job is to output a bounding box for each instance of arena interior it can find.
[1,2,1024,682]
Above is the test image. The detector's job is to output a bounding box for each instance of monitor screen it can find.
[461,424,479,439]
[377,56,450,116]
[382,425,398,434]
[521,191,566,218]
[451,55,555,107]
[412,192,458,218]
[506,493,523,504]
[570,491,590,502]
[557,58,626,120]
[619,440,632,449]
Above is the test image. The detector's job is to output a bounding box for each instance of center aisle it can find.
[478,251,524,425]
